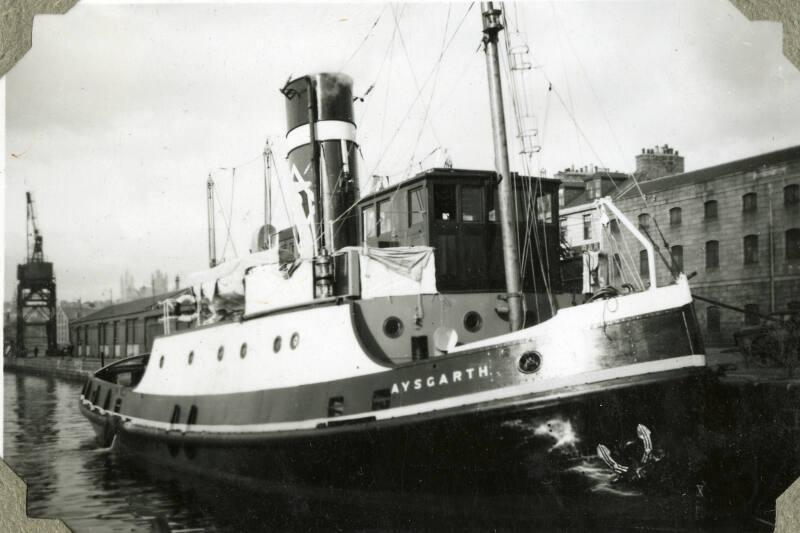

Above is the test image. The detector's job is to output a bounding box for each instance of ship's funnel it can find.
[282,73,359,252]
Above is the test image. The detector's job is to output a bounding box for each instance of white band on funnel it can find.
[286,120,357,153]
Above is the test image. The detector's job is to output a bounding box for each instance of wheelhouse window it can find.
[742,193,757,213]
[669,207,682,226]
[460,186,484,222]
[743,234,759,264]
[536,193,553,223]
[704,200,718,220]
[786,228,800,261]
[408,187,425,226]
[583,214,592,240]
[362,205,377,239]
[377,199,393,236]
[705,240,719,269]
[434,184,457,221]
[559,217,567,241]
[785,184,799,207]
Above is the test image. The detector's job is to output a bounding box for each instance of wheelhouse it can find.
[357,168,561,293]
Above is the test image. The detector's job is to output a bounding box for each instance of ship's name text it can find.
[390,365,490,395]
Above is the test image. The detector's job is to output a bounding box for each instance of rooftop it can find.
[73,288,188,324]
[617,145,800,200]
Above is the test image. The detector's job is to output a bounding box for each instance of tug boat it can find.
[80,3,710,497]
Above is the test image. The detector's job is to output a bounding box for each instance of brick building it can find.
[604,145,800,346]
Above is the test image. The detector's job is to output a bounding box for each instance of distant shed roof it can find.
[73,288,188,324]
[616,145,800,200]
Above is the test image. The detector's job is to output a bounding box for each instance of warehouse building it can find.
[562,144,800,346]
[70,288,190,358]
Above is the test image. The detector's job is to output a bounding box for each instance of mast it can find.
[263,139,273,249]
[481,2,523,331]
[207,173,217,268]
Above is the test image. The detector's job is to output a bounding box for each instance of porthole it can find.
[273,336,282,353]
[518,351,543,374]
[240,343,248,359]
[383,317,404,338]
[217,346,225,361]
[188,351,194,365]
[463,311,483,333]
[290,333,300,350]
[159,355,165,368]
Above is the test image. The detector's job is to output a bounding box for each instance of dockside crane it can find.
[16,192,57,356]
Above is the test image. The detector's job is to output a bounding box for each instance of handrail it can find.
[594,197,657,291]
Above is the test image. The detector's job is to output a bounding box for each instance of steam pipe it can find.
[304,76,325,255]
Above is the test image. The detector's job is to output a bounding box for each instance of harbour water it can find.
[2,370,791,532]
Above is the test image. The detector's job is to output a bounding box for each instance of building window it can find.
[377,199,393,236]
[785,184,800,207]
[743,234,759,264]
[362,205,376,239]
[788,301,800,312]
[638,213,650,229]
[583,214,592,240]
[706,306,720,333]
[461,186,484,222]
[609,219,620,234]
[787,228,800,261]
[671,245,683,272]
[744,303,760,326]
[639,249,649,277]
[742,192,757,213]
[407,187,425,226]
[704,200,718,220]
[669,207,682,226]
[613,253,622,280]
[705,240,719,269]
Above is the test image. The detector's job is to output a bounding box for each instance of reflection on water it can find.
[2,371,786,532]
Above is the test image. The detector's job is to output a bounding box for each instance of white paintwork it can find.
[285,120,357,153]
[133,304,388,397]
[92,355,706,435]
[244,261,314,316]
[453,275,693,353]
[596,197,657,289]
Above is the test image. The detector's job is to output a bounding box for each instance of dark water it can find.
[2,370,794,532]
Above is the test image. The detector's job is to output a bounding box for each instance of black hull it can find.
[91,371,711,502]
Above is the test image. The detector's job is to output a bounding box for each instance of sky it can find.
[3,0,800,302]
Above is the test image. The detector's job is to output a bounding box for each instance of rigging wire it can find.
[212,173,239,259]
[406,3,452,173]
[389,2,446,158]
[549,2,581,163]
[367,2,475,179]
[549,2,626,165]
[340,4,389,71]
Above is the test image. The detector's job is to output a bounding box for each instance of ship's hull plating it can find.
[79,279,711,502]
[81,366,710,499]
